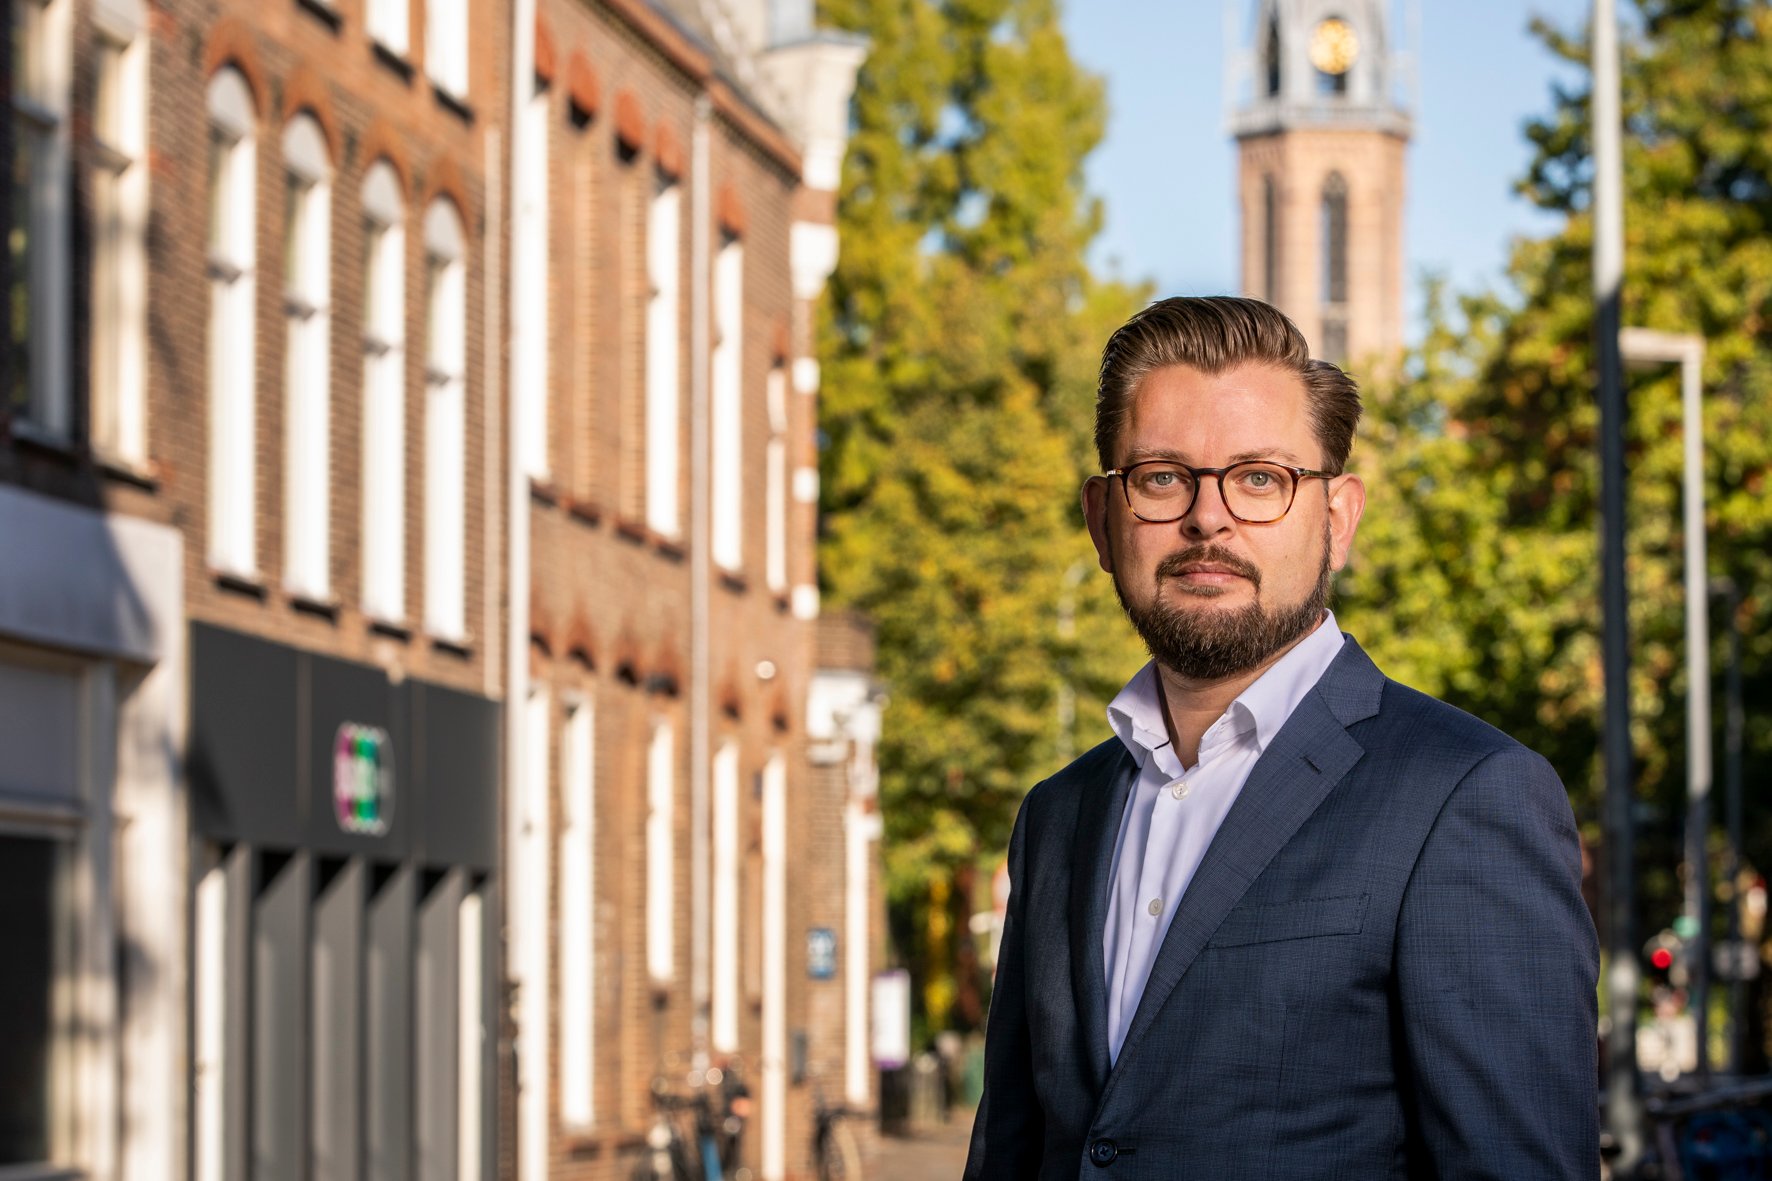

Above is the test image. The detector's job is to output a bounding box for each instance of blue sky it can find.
[1060,1,1592,338]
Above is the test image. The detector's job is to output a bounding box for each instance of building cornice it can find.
[595,0,803,177]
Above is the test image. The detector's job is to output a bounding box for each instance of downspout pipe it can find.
[506,0,536,1172]
[690,91,714,1067]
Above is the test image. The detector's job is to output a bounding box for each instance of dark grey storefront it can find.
[188,623,500,1181]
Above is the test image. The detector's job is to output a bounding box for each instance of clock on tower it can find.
[1229,1,1413,364]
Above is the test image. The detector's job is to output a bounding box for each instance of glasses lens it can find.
[1221,462,1296,522]
[1124,463,1196,520]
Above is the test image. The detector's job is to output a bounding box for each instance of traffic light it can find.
[1644,929,1688,988]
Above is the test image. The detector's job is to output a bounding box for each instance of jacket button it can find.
[1089,1139,1118,1167]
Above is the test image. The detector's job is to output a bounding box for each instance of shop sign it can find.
[334,722,394,836]
[807,927,838,980]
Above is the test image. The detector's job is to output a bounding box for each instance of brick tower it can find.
[1230,0,1412,364]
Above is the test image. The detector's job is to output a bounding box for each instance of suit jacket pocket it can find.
[1206,893,1368,948]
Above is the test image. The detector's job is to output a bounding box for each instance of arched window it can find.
[645,176,682,538]
[1262,174,1280,304]
[282,114,332,600]
[91,9,149,463]
[711,233,744,572]
[1265,14,1282,97]
[1320,172,1350,360]
[206,67,258,577]
[361,161,406,623]
[11,0,71,436]
[423,199,467,642]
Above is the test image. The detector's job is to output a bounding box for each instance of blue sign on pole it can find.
[807,927,838,980]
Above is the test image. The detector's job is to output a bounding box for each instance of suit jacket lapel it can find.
[1107,638,1384,1082]
[1069,741,1139,1095]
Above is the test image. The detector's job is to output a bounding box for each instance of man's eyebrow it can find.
[1118,447,1308,466]
[1226,448,1307,466]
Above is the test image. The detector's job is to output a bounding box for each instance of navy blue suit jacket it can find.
[965,637,1599,1180]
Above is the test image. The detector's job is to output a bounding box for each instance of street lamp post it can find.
[1592,0,1642,1167]
[1619,328,1711,1079]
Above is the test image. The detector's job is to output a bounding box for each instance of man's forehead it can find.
[1124,363,1314,448]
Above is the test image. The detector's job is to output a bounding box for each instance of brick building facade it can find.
[0,0,871,1175]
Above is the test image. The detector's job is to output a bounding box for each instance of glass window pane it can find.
[9,126,33,418]
[0,834,57,1165]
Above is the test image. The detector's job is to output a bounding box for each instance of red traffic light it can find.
[1651,947,1675,971]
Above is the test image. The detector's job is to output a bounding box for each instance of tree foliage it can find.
[1340,0,1772,926]
[815,0,1146,917]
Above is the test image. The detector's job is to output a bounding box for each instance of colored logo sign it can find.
[807,927,838,980]
[333,723,394,836]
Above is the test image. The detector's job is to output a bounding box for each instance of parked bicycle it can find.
[811,1088,866,1181]
[633,1066,752,1181]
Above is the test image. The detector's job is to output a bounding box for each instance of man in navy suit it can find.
[965,297,1599,1179]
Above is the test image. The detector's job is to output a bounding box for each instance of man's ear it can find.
[1083,476,1116,574]
[1326,473,1366,572]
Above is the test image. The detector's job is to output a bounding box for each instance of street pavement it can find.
[874,1114,975,1181]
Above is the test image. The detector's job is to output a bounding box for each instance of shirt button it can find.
[1170,779,1191,800]
[1148,898,1163,917]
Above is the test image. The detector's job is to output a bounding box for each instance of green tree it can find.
[815,0,1145,1031]
[1340,0,1772,1005]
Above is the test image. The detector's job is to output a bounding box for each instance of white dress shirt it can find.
[1101,612,1346,1064]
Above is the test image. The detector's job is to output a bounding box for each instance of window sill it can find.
[7,419,78,461]
[433,83,474,124]
[529,477,561,506]
[212,567,268,599]
[367,616,413,641]
[296,0,343,32]
[289,591,340,620]
[372,40,416,82]
[717,568,748,594]
[565,498,602,526]
[429,631,473,658]
[613,516,649,544]
[653,533,685,562]
[94,451,160,491]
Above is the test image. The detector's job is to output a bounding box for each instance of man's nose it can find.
[1181,474,1236,536]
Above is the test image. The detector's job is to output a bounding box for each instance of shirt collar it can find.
[1105,611,1345,763]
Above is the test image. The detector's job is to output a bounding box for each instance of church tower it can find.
[1230,1,1412,363]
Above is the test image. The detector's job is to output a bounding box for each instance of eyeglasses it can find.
[1104,459,1336,524]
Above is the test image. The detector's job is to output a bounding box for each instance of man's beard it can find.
[1114,537,1333,681]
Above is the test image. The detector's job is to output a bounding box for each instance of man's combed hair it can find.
[1094,296,1362,474]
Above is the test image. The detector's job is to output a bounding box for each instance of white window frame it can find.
[711,742,741,1052]
[425,0,469,99]
[205,68,259,579]
[514,84,549,482]
[361,162,407,624]
[281,115,333,602]
[645,719,675,983]
[423,200,467,642]
[515,689,552,1181]
[644,180,681,538]
[367,0,408,58]
[88,13,148,464]
[558,702,596,1128]
[764,367,788,592]
[711,237,744,572]
[9,0,72,439]
[760,753,787,1179]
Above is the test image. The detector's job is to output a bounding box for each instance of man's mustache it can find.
[1155,545,1262,589]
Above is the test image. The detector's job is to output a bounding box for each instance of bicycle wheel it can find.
[816,1119,862,1181]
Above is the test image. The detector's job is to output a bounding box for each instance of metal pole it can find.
[1593,0,1643,1168]
[1722,579,1745,1074]
[1680,346,1713,1078]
